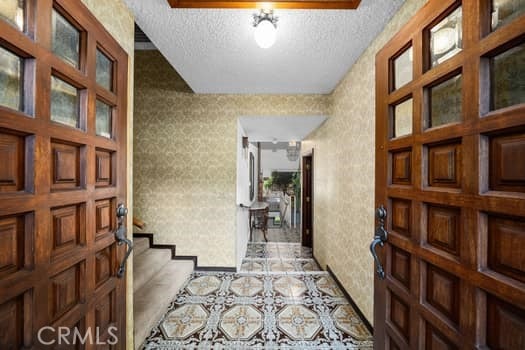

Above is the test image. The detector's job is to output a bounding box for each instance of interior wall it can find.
[236,123,259,270]
[302,0,427,325]
[80,0,135,347]
[133,50,329,267]
[261,148,300,177]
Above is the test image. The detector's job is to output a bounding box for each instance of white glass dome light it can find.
[254,19,276,49]
[253,10,278,49]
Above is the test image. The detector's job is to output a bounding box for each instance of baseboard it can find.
[174,255,198,269]
[326,265,374,334]
[195,266,237,272]
[133,232,154,246]
[132,233,176,260]
[312,254,322,270]
[133,233,234,272]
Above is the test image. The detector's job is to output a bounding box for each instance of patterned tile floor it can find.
[252,226,301,243]
[142,242,373,349]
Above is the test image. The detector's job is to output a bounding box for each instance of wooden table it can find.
[249,202,269,242]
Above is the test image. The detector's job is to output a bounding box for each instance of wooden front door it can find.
[302,154,313,248]
[374,0,524,348]
[0,0,129,348]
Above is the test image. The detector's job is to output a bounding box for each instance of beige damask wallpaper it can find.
[303,0,427,324]
[133,50,329,267]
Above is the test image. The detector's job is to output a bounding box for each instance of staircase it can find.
[133,236,194,349]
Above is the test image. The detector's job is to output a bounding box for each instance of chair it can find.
[267,194,289,228]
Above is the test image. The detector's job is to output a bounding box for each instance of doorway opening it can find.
[258,141,302,243]
[235,116,326,269]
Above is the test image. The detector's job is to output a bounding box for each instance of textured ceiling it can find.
[124,0,405,94]
[239,116,326,142]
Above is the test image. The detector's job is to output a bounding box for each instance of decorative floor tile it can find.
[316,276,345,297]
[332,305,371,341]
[240,261,264,272]
[252,226,301,243]
[220,305,263,340]
[230,276,264,297]
[274,276,307,298]
[186,275,221,296]
[277,305,321,340]
[302,261,319,272]
[269,261,295,272]
[142,230,373,349]
[160,304,208,339]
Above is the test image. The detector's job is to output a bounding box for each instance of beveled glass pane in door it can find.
[429,75,462,128]
[492,0,525,30]
[51,76,79,128]
[430,7,462,68]
[393,98,413,138]
[0,0,24,31]
[393,47,413,90]
[491,44,525,110]
[52,9,80,68]
[0,46,23,111]
[96,100,112,138]
[96,49,113,91]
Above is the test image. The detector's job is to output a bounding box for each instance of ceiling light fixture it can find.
[286,141,300,161]
[253,9,278,49]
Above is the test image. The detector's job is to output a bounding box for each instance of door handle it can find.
[114,203,133,278]
[370,205,388,279]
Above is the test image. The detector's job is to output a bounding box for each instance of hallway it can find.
[251,226,301,244]
[141,240,372,349]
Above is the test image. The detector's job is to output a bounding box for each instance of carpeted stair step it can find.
[133,248,172,293]
[134,237,150,256]
[134,260,194,349]
[133,237,149,256]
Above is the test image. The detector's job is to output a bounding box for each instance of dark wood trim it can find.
[257,141,263,202]
[167,0,361,9]
[312,253,322,270]
[301,150,314,248]
[133,232,154,246]
[326,265,374,334]
[195,266,237,272]
[133,233,176,259]
[174,255,198,269]
[132,233,200,270]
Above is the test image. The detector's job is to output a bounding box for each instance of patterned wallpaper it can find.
[81,0,135,56]
[133,50,329,267]
[303,0,427,324]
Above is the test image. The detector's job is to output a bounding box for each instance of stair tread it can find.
[133,248,172,293]
[133,260,194,349]
[133,237,150,256]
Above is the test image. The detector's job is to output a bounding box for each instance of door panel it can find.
[0,0,128,348]
[375,0,525,349]
[302,154,313,248]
